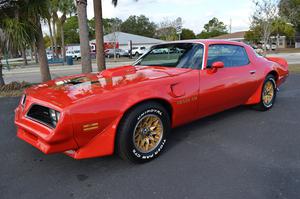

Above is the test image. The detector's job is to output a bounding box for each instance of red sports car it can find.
[15,40,289,163]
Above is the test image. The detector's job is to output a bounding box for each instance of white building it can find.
[212,31,290,49]
[90,32,164,51]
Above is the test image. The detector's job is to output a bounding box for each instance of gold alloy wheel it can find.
[262,81,275,105]
[133,114,163,153]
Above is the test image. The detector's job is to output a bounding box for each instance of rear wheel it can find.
[254,75,277,111]
[116,102,170,163]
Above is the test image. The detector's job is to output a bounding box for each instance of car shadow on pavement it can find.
[165,106,250,152]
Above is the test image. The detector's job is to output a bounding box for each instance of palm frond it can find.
[0,18,35,50]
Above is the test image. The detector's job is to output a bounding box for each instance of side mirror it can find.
[211,61,225,69]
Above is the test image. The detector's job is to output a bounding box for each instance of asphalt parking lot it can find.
[1,74,300,199]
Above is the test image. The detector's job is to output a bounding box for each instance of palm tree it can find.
[47,3,55,60]
[76,0,92,73]
[93,0,137,71]
[49,0,59,58]
[93,0,105,71]
[25,0,52,81]
[58,0,76,62]
[0,2,35,84]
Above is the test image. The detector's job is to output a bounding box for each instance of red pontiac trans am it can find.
[15,40,289,163]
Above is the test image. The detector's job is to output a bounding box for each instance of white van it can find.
[66,50,81,60]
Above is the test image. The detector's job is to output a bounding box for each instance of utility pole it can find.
[229,18,232,34]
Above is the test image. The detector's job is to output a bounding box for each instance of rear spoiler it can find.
[266,57,288,69]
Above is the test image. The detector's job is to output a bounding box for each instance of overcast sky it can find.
[86,0,254,34]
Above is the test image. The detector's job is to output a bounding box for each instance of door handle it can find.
[250,70,256,75]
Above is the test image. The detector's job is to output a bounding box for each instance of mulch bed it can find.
[0,81,33,97]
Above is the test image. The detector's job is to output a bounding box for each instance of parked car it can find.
[46,52,53,60]
[105,48,129,58]
[261,43,277,51]
[251,45,264,55]
[130,46,147,57]
[66,50,81,60]
[15,40,289,163]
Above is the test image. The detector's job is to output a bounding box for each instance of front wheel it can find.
[253,75,277,111]
[116,102,170,163]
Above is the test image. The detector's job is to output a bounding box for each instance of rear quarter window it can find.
[207,44,250,68]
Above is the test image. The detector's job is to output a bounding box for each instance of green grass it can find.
[268,48,300,54]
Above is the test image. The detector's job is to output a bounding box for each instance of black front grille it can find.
[26,105,54,128]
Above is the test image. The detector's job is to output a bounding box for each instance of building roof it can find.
[90,32,164,45]
[211,31,247,40]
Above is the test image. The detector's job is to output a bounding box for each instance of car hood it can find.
[25,65,191,108]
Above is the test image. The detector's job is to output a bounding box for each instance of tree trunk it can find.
[48,18,55,60]
[93,0,106,71]
[22,48,28,65]
[52,17,57,58]
[60,15,67,63]
[36,20,51,82]
[76,0,92,73]
[30,46,34,62]
[33,44,38,64]
[61,26,66,63]
[0,59,4,86]
[34,50,38,64]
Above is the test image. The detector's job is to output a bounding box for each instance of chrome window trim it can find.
[133,41,206,70]
[206,43,251,68]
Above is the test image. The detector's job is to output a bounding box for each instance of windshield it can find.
[134,43,204,69]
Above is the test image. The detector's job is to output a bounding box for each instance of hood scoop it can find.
[100,65,137,77]
[55,76,97,86]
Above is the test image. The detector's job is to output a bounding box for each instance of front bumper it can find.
[15,105,77,154]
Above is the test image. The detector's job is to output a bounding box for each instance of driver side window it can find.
[207,44,250,68]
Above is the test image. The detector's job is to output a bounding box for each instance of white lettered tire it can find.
[116,102,170,163]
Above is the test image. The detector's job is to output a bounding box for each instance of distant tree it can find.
[279,0,300,31]
[197,17,228,39]
[156,18,177,41]
[0,0,52,82]
[104,18,123,34]
[251,0,278,51]
[181,28,196,40]
[89,17,123,37]
[121,15,157,37]
[58,0,76,62]
[49,0,59,57]
[272,17,295,38]
[245,30,261,44]
[245,15,295,45]
[63,16,80,44]
[44,35,52,48]
[93,0,137,71]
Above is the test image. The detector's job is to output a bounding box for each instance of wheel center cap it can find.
[141,128,150,136]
